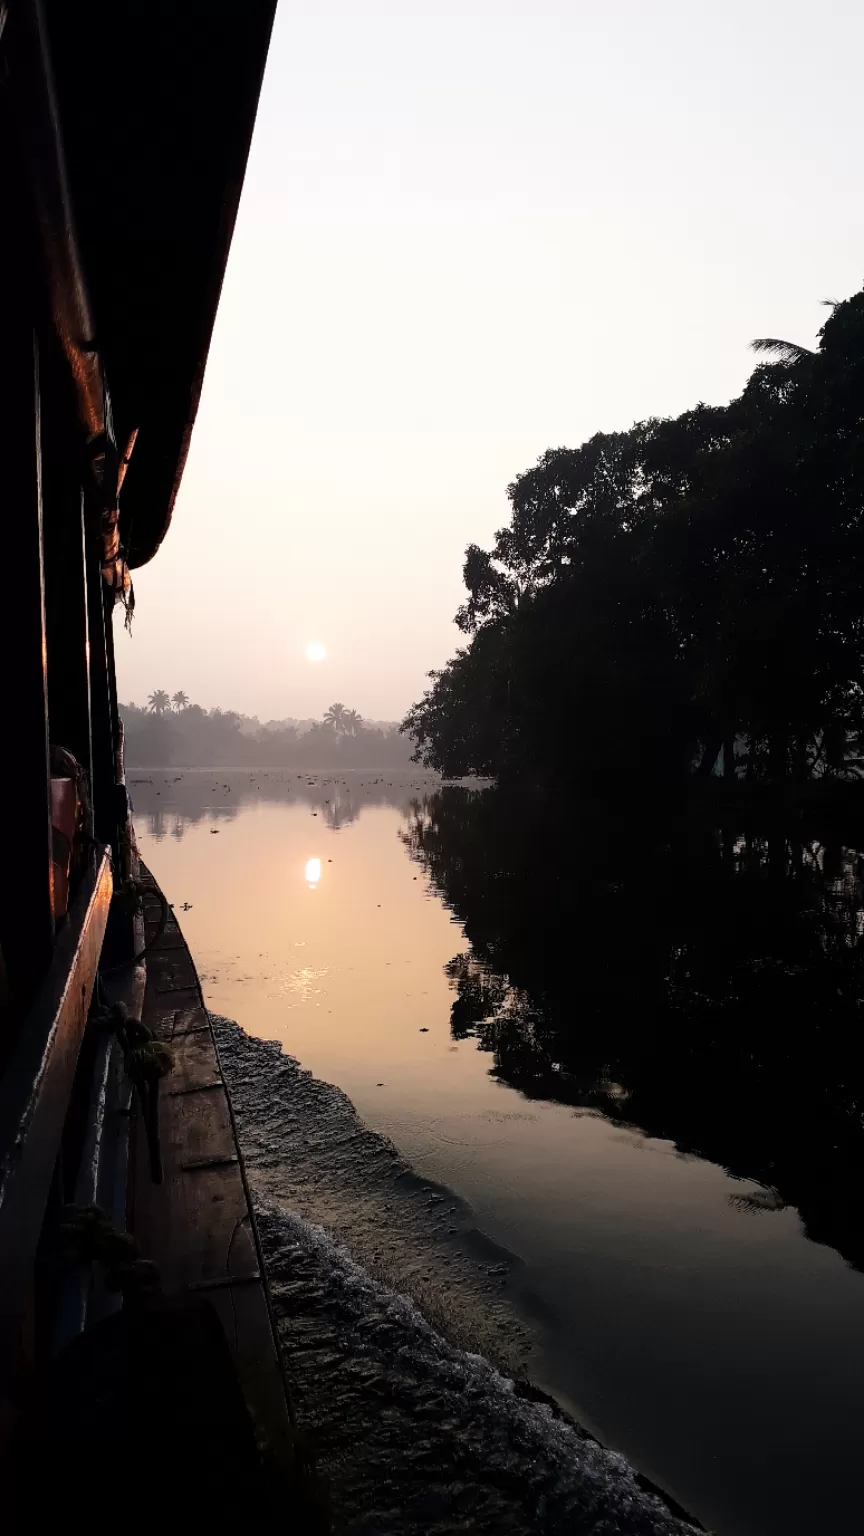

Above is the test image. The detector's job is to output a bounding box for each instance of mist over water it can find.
[133,770,864,1535]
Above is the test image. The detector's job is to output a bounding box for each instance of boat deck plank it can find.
[127,866,293,1451]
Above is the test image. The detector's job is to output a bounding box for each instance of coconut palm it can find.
[172,690,189,712]
[750,337,815,364]
[750,303,835,368]
[147,689,171,714]
[344,709,363,736]
[324,702,347,733]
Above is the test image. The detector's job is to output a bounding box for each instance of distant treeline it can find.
[402,287,864,788]
[122,696,416,769]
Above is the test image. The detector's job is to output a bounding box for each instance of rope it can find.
[92,997,174,1184]
[58,1204,162,1301]
[102,879,169,972]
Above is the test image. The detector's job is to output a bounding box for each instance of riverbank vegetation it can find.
[122,698,414,769]
[402,288,864,789]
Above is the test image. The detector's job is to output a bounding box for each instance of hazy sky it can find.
[115,0,863,723]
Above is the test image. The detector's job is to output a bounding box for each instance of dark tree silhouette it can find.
[403,286,864,790]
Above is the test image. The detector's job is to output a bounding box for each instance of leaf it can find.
[750,337,814,363]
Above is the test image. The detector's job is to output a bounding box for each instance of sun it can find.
[305,641,327,663]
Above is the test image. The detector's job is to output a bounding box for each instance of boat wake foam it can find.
[211,1014,697,1534]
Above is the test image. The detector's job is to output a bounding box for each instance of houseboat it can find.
[0,2,311,1520]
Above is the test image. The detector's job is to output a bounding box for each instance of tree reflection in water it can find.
[401,786,864,1273]
[134,772,429,841]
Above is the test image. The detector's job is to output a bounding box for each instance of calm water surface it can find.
[132,769,864,1536]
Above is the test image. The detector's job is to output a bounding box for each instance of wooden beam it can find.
[43,359,93,787]
[87,538,117,847]
[0,848,112,1409]
[103,581,122,776]
[7,0,107,441]
[0,168,54,1033]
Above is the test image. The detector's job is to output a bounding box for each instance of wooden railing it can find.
[0,847,112,1413]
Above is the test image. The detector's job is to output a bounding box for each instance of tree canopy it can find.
[402,287,864,787]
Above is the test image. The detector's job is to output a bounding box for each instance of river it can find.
[130,768,864,1535]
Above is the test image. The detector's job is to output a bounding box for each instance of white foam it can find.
[213,1013,698,1534]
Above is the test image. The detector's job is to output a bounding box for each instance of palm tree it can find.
[344,709,363,736]
[324,702,347,733]
[750,337,815,364]
[147,689,171,714]
[751,303,835,369]
[172,690,189,712]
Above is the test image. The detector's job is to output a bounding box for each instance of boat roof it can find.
[42,0,277,568]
